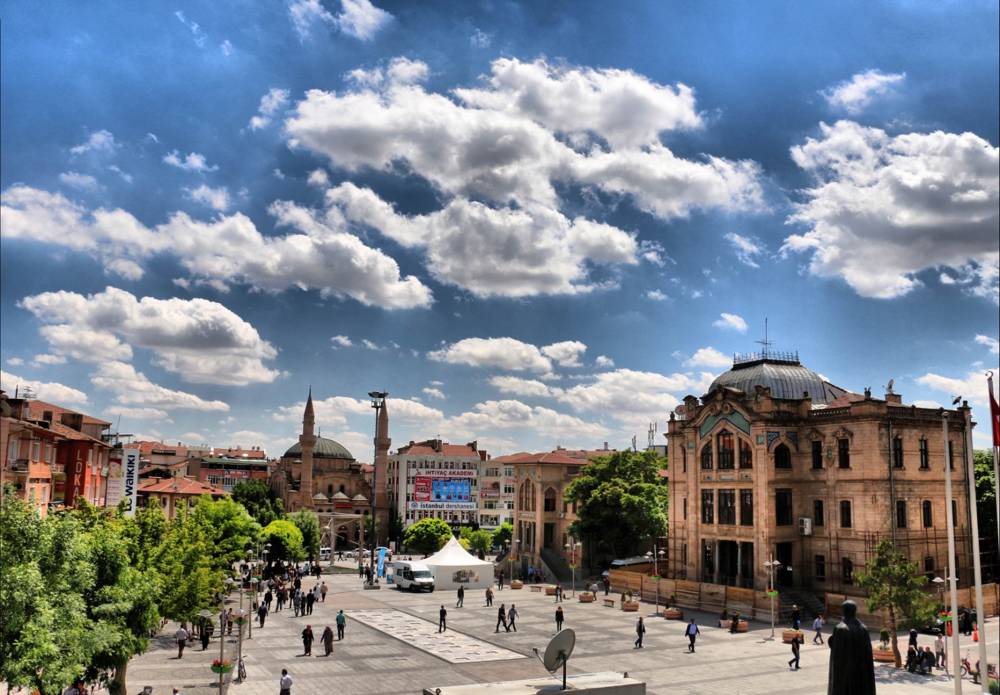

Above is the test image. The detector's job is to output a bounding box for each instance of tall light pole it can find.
[646,546,665,614]
[959,402,989,693]
[245,550,254,640]
[509,538,520,582]
[368,390,387,587]
[218,578,234,692]
[942,413,961,695]
[763,557,781,640]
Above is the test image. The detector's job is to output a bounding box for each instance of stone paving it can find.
[122,567,999,695]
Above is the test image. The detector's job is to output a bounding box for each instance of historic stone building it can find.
[270,390,392,545]
[666,351,976,599]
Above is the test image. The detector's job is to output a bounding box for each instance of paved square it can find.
[348,609,523,663]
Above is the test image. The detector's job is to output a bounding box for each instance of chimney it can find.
[885,392,902,405]
[603,441,609,450]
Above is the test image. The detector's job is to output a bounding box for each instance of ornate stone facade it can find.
[666,354,975,598]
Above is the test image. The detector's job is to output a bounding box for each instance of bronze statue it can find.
[828,599,876,695]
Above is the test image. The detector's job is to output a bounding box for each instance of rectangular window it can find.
[718,489,736,525]
[896,500,907,528]
[811,440,823,469]
[681,542,688,566]
[739,489,753,526]
[951,500,958,525]
[842,557,854,584]
[701,490,714,524]
[815,554,826,581]
[922,500,932,528]
[775,489,793,526]
[683,497,688,521]
[838,439,850,468]
[813,499,824,526]
[892,437,904,469]
[919,439,929,469]
[840,500,852,528]
[947,441,955,470]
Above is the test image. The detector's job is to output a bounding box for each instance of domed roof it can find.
[708,354,847,405]
[283,437,354,461]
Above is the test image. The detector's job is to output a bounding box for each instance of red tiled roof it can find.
[395,439,483,457]
[492,448,614,466]
[212,446,267,459]
[47,421,109,445]
[28,400,111,426]
[139,476,228,496]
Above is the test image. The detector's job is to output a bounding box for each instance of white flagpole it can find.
[961,403,989,694]
[987,373,1000,567]
[942,413,961,695]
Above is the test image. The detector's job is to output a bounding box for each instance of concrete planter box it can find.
[728,620,749,633]
[663,607,684,620]
[578,592,596,603]
[510,580,523,589]
[622,601,640,612]
[544,585,558,596]
[873,646,896,662]
[782,629,804,644]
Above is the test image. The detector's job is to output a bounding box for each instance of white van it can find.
[319,547,332,561]
[392,561,435,592]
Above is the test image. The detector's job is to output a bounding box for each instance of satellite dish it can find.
[534,628,576,690]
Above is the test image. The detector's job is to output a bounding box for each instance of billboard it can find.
[409,469,477,511]
[122,448,140,516]
[105,455,123,508]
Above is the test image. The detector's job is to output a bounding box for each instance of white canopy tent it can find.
[423,536,495,590]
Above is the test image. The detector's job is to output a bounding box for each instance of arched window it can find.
[739,440,753,469]
[717,431,734,469]
[774,443,791,469]
[339,484,345,494]
[519,479,536,512]
[327,484,333,498]
[544,487,557,512]
[701,444,713,470]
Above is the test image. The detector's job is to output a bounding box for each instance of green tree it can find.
[857,539,938,667]
[231,479,284,527]
[154,508,223,624]
[492,521,513,548]
[566,450,669,566]
[974,450,998,582]
[191,496,260,571]
[131,497,167,570]
[74,507,160,695]
[261,519,306,563]
[466,529,494,559]
[403,518,452,555]
[0,495,98,695]
[291,510,321,560]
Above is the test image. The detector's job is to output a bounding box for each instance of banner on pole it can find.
[123,448,140,516]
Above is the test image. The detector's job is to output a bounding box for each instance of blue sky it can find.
[2,0,998,459]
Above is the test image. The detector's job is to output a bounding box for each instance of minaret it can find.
[299,387,316,509]
[374,398,391,541]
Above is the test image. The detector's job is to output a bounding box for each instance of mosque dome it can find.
[708,352,847,405]
[283,436,354,460]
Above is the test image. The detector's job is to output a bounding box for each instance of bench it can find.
[603,598,617,608]
[529,585,545,592]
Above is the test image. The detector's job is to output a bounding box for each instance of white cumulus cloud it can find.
[186,184,231,211]
[822,69,905,114]
[724,232,765,268]
[429,337,553,373]
[163,150,219,173]
[70,130,117,156]
[58,172,100,191]
[92,361,229,412]
[713,313,748,332]
[248,88,290,131]
[0,370,89,404]
[684,346,732,369]
[975,334,999,355]
[331,335,353,348]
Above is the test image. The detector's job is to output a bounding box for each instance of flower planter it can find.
[544,585,558,596]
[622,601,640,612]
[510,580,523,589]
[211,663,234,674]
[873,646,895,663]
[782,629,804,644]
[730,620,749,633]
[578,592,595,603]
[663,607,684,620]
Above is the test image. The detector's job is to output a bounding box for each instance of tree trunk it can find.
[888,605,901,668]
[109,658,128,695]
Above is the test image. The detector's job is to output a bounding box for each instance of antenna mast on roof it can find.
[647,422,657,449]
[755,317,773,358]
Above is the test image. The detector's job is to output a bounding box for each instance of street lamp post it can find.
[510,539,520,582]
[763,557,781,641]
[368,390,388,587]
[646,546,666,614]
[932,576,948,674]
[245,550,254,640]
[218,578,234,692]
[565,540,581,596]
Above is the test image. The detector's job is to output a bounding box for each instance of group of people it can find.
[298,614,347,657]
[906,627,947,675]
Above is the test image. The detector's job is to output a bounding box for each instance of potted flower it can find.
[663,594,683,619]
[622,591,640,612]
[873,628,895,662]
[510,579,524,589]
[211,658,234,674]
[578,590,596,603]
[730,611,748,633]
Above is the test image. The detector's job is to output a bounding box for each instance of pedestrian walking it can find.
[200,620,211,651]
[485,587,494,607]
[321,626,334,656]
[934,632,946,669]
[336,610,346,640]
[457,586,465,608]
[634,617,645,648]
[305,591,315,616]
[908,627,918,650]
[265,589,273,612]
[226,608,234,635]
[555,584,562,602]
[293,591,302,617]
[555,606,564,632]
[496,604,507,632]
[603,575,610,596]
[788,634,801,670]
[301,625,314,656]
[257,602,268,628]
[790,605,800,630]
[279,669,292,695]
[175,625,189,659]
[507,604,518,632]
[358,563,364,579]
[684,619,700,653]
[320,582,328,602]
[439,605,447,633]
[812,614,825,644]
[497,570,504,590]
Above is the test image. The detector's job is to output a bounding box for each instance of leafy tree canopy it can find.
[191,496,260,571]
[492,521,513,548]
[566,450,668,561]
[403,518,453,555]
[231,479,284,527]
[290,510,321,560]
[262,518,306,563]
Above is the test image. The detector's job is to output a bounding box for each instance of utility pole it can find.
[368,391,387,587]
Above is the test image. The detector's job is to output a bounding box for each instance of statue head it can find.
[842,599,857,619]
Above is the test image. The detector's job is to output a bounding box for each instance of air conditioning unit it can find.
[799,517,813,536]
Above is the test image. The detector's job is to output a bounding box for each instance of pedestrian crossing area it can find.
[348,609,525,664]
